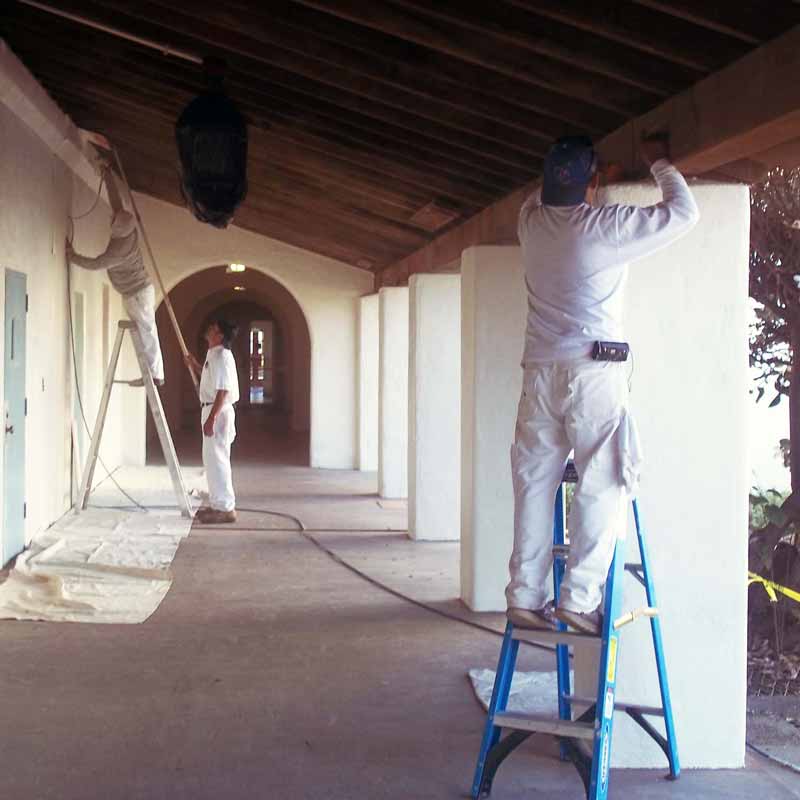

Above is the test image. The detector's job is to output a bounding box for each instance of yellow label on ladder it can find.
[606,637,619,683]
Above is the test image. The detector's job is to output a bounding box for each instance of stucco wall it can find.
[358,294,379,472]
[408,274,461,540]
[132,193,373,470]
[154,267,312,442]
[0,103,133,563]
[378,287,409,498]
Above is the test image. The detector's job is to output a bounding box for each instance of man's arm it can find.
[203,390,228,437]
[183,353,203,380]
[517,185,542,244]
[613,136,700,261]
[66,242,112,271]
[103,166,126,215]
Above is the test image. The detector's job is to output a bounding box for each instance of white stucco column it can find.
[378,286,409,499]
[408,274,461,540]
[461,181,750,769]
[461,246,526,610]
[582,180,750,769]
[358,294,379,472]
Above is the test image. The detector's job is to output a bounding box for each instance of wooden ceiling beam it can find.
[14,38,521,195]
[33,85,434,251]
[33,1,544,174]
[45,69,501,211]
[390,0,697,95]
[12,0,620,135]
[5,9,536,181]
[97,122,435,230]
[503,0,749,72]
[113,145,419,266]
[123,4,553,166]
[288,0,655,115]
[377,23,800,285]
[632,0,800,46]
[227,0,613,134]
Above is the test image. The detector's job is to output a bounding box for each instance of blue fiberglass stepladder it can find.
[471,462,679,800]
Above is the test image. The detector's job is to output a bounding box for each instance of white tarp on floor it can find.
[0,466,203,624]
[469,668,574,715]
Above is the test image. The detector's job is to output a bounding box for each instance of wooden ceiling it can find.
[3,1,800,272]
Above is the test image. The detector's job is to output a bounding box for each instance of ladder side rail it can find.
[76,325,126,511]
[588,532,628,800]
[128,327,192,518]
[471,624,520,799]
[632,499,680,779]
[552,483,573,759]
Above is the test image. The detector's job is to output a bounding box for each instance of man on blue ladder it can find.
[506,134,699,635]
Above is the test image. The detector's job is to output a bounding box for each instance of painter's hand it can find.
[640,133,671,167]
[203,415,215,438]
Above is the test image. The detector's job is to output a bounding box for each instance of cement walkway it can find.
[1,460,798,799]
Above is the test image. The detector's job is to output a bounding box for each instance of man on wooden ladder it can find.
[507,134,699,635]
[67,159,165,387]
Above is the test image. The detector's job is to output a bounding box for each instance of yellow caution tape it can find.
[748,571,800,604]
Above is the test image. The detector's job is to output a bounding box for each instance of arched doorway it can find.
[147,266,311,466]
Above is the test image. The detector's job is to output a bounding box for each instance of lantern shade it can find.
[176,62,248,229]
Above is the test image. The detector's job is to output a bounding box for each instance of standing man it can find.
[185,320,240,524]
[67,163,164,385]
[507,134,700,634]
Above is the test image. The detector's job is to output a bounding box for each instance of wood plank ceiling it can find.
[3,1,800,272]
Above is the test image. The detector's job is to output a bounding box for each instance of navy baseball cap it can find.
[541,136,597,206]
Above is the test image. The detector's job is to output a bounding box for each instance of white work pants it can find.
[507,360,629,613]
[123,284,164,381]
[202,404,236,512]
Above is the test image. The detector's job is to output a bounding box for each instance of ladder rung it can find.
[562,694,665,717]
[512,628,601,648]
[494,711,594,740]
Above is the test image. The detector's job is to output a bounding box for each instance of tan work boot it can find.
[554,606,602,636]
[196,508,237,524]
[507,602,557,631]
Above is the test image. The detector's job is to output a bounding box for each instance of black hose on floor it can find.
[201,505,558,654]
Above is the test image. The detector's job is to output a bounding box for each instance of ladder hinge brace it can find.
[23,502,27,519]
[25,294,29,312]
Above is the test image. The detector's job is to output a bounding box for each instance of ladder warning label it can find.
[604,689,614,719]
[606,637,618,683]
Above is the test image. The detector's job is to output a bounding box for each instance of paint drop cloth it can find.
[0,466,203,624]
[469,668,574,716]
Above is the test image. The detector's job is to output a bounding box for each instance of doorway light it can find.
[228,263,246,273]
[233,285,246,292]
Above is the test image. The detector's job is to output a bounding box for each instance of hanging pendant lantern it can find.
[176,57,248,229]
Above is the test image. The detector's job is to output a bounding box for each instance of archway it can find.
[147,265,311,466]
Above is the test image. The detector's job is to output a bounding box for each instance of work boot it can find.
[507,602,557,631]
[554,606,602,636]
[196,508,237,524]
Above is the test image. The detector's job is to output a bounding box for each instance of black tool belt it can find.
[592,341,630,362]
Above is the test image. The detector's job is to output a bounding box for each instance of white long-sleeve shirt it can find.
[69,211,151,298]
[518,159,700,364]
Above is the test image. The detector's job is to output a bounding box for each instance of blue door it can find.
[3,270,26,565]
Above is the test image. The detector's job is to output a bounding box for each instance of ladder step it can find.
[562,694,665,717]
[512,627,601,648]
[494,711,595,740]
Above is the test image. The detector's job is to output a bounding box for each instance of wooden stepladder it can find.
[76,321,191,517]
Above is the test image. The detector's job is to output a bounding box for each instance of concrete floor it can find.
[2,423,799,798]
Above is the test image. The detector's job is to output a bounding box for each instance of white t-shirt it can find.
[518,159,700,365]
[200,345,240,405]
